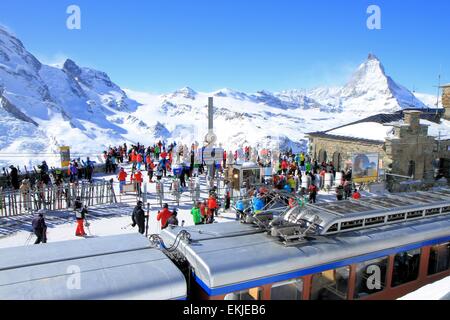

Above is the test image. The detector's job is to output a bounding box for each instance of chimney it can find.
[403,110,421,131]
[442,84,450,120]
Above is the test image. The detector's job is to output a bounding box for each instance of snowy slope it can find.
[0,26,433,168]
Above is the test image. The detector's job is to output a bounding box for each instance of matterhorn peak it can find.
[367,53,380,61]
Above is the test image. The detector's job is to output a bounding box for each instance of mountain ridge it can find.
[0,26,436,167]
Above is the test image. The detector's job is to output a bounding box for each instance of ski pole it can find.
[145,202,150,237]
[25,232,34,245]
[85,218,92,236]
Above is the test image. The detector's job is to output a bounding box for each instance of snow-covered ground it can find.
[0,164,341,249]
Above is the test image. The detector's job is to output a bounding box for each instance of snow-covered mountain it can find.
[0,26,433,167]
[307,54,427,115]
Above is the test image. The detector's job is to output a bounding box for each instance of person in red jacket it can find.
[281,160,289,175]
[352,189,361,200]
[199,200,208,224]
[134,170,143,196]
[117,168,127,194]
[157,204,172,229]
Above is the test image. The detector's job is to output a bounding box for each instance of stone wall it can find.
[443,86,450,120]
[385,122,436,182]
[308,136,387,172]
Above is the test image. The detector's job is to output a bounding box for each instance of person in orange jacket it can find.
[134,170,143,196]
[147,158,155,183]
[117,168,128,194]
[131,151,137,170]
[207,194,219,223]
[136,153,143,171]
[157,203,172,229]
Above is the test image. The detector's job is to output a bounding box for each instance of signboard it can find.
[352,153,379,183]
[198,148,224,165]
[59,146,71,168]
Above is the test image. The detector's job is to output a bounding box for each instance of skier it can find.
[31,211,47,244]
[9,165,20,190]
[133,170,143,196]
[41,161,49,174]
[207,193,219,222]
[308,183,317,204]
[336,184,344,201]
[19,178,31,210]
[224,181,231,211]
[131,201,146,234]
[147,158,155,183]
[157,203,172,230]
[156,163,164,181]
[75,205,88,237]
[191,202,202,225]
[117,168,127,194]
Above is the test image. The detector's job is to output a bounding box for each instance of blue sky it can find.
[0,0,449,94]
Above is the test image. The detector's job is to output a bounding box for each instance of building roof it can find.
[308,109,445,142]
[0,234,187,300]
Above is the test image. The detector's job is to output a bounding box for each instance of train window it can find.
[224,287,262,300]
[270,279,303,300]
[365,216,385,226]
[425,208,441,216]
[442,206,450,214]
[310,266,350,300]
[391,248,421,287]
[428,242,450,275]
[341,220,363,230]
[407,210,423,219]
[387,213,405,222]
[327,224,338,233]
[354,257,388,299]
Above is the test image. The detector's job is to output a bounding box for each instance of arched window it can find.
[318,149,327,163]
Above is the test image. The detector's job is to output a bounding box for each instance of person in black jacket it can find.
[32,212,47,244]
[9,165,20,190]
[74,196,83,211]
[132,201,146,234]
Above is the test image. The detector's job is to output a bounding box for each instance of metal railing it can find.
[0,180,117,217]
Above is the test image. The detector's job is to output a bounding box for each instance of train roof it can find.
[161,204,450,295]
[297,189,450,234]
[0,234,186,300]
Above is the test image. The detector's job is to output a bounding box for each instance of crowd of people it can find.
[15,140,368,242]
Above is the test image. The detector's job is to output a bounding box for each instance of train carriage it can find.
[160,189,450,300]
[0,234,187,300]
